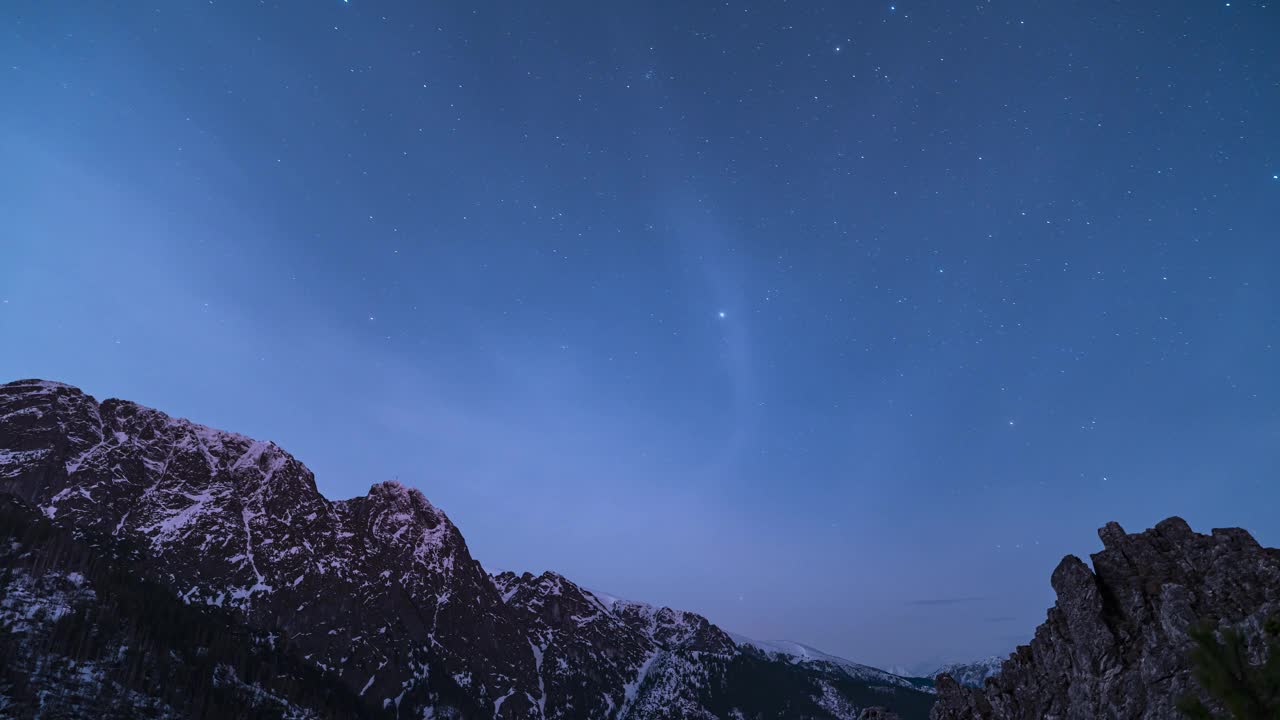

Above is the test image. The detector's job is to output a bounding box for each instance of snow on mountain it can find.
[0,379,938,719]
[0,493,369,718]
[927,656,1006,688]
[727,634,928,691]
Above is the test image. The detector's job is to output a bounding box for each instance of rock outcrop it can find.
[931,517,1280,720]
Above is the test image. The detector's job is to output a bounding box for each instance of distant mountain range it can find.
[921,658,1003,690]
[0,379,934,719]
[882,659,1002,688]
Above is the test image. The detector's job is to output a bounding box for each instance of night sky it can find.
[2,0,1278,670]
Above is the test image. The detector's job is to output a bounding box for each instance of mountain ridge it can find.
[923,658,1003,690]
[0,378,935,719]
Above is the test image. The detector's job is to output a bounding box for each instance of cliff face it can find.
[0,494,372,719]
[931,517,1280,720]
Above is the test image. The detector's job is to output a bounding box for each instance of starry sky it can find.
[2,0,1278,670]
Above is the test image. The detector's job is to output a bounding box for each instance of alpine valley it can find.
[0,379,936,720]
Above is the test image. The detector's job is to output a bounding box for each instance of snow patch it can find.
[492,688,516,717]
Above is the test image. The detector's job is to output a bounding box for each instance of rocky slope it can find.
[931,517,1280,720]
[0,494,371,719]
[0,379,934,719]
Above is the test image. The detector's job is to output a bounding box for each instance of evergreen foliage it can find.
[1178,614,1280,720]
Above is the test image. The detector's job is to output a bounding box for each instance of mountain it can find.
[923,658,1003,690]
[0,379,935,719]
[728,635,936,693]
[0,493,371,718]
[930,517,1280,720]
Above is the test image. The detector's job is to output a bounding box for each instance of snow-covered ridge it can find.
[6,379,77,392]
[544,575,914,689]
[580,583,921,691]
[928,655,1006,688]
[728,633,923,689]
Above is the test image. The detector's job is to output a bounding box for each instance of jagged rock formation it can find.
[931,517,1280,720]
[0,379,935,719]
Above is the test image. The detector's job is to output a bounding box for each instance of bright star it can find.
[718,311,726,319]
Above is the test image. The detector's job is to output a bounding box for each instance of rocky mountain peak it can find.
[368,478,435,508]
[351,479,450,537]
[932,517,1280,720]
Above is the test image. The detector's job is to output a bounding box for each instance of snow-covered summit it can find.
[928,655,1006,688]
[729,633,924,689]
[6,378,78,392]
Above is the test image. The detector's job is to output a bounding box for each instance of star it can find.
[718,311,726,319]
